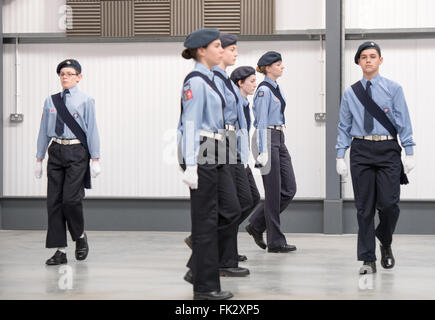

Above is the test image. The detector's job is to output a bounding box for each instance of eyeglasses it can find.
[59,72,78,78]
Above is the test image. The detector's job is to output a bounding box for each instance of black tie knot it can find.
[366,81,372,88]
[63,89,70,96]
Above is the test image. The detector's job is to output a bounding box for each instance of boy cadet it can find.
[336,42,416,274]
[35,59,101,265]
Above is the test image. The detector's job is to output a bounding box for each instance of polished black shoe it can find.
[46,250,67,266]
[359,261,377,274]
[238,254,248,262]
[380,245,395,269]
[184,236,192,250]
[268,244,297,253]
[245,224,266,250]
[184,269,193,284]
[194,290,233,300]
[219,267,250,277]
[75,233,89,261]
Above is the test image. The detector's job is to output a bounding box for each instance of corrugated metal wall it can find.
[101,0,134,37]
[2,41,325,199]
[241,0,275,35]
[170,0,203,36]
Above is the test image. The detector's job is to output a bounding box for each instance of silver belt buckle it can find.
[62,140,69,145]
[372,135,381,141]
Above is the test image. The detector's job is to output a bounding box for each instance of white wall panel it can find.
[275,0,325,31]
[342,39,435,200]
[3,41,325,199]
[3,0,66,33]
[345,0,435,29]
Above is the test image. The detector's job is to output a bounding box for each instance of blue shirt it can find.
[212,66,249,164]
[178,62,225,166]
[336,74,415,158]
[253,76,286,153]
[36,85,100,159]
[213,66,238,126]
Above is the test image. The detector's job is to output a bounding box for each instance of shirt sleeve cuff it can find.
[404,146,414,156]
[90,152,100,159]
[336,148,346,159]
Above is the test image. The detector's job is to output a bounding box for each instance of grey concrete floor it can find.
[1,230,435,300]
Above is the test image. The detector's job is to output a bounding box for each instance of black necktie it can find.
[364,81,374,133]
[243,103,251,132]
[276,85,286,124]
[55,89,69,136]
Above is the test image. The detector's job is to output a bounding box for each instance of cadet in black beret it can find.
[230,66,256,84]
[246,50,298,254]
[257,51,282,67]
[354,41,381,64]
[220,33,237,48]
[36,59,101,266]
[179,28,236,300]
[56,59,81,75]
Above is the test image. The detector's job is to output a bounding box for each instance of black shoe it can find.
[194,290,233,300]
[219,267,250,277]
[245,224,267,250]
[238,254,247,262]
[380,245,395,269]
[75,233,89,261]
[46,250,67,265]
[268,244,297,253]
[184,236,192,250]
[184,269,193,284]
[359,261,377,274]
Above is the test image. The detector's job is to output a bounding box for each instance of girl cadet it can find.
[35,59,101,265]
[184,34,256,267]
[213,34,256,266]
[230,65,261,260]
[178,28,241,300]
[245,51,298,253]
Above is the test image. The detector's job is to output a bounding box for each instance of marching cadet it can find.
[336,41,416,274]
[35,59,101,265]
[245,51,298,253]
[230,66,261,260]
[178,28,241,300]
[184,34,255,268]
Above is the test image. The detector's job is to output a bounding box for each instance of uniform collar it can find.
[361,73,381,88]
[264,76,278,88]
[194,62,214,80]
[62,85,78,97]
[212,65,228,78]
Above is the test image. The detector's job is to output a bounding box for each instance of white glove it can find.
[90,160,101,178]
[404,155,415,174]
[257,153,268,167]
[35,161,43,179]
[336,158,348,177]
[182,165,198,190]
[243,163,248,169]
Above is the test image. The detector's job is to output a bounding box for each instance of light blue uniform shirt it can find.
[178,62,225,166]
[213,66,238,126]
[253,76,286,153]
[336,74,415,158]
[36,85,100,159]
[234,87,250,164]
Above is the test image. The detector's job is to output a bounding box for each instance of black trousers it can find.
[46,142,89,248]
[249,129,297,248]
[350,138,401,262]
[186,138,241,293]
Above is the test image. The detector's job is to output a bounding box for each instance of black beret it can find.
[230,66,256,84]
[220,33,238,48]
[354,41,381,64]
[258,51,282,67]
[56,59,81,75]
[184,28,220,49]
